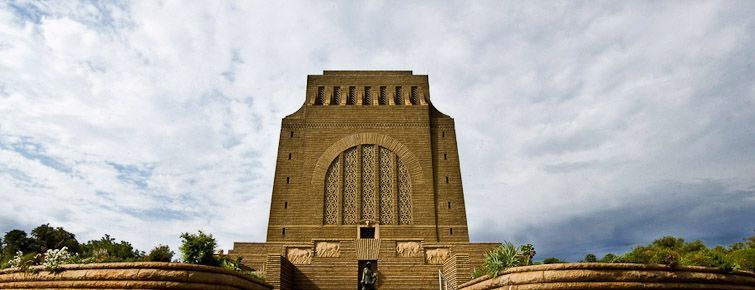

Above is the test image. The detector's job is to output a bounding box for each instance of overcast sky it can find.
[1,1,754,261]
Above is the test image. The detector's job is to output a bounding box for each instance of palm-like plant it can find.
[483,242,520,277]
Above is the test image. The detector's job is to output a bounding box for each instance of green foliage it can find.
[477,241,535,278]
[518,244,536,266]
[471,266,486,278]
[579,234,755,273]
[80,234,143,262]
[729,248,755,272]
[147,245,174,262]
[600,253,618,262]
[542,257,565,264]
[650,248,680,267]
[180,230,219,266]
[2,230,33,261]
[582,253,597,262]
[30,224,80,254]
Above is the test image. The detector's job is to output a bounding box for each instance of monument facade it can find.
[229,71,497,289]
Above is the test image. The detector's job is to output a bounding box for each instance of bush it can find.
[180,231,219,266]
[482,242,521,277]
[80,234,143,262]
[582,253,597,262]
[650,248,680,267]
[729,248,755,272]
[147,245,174,262]
[600,253,618,262]
[542,257,566,264]
[42,247,72,272]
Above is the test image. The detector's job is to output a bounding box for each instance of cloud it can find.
[1,0,754,261]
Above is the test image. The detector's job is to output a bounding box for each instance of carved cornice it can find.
[283,122,428,129]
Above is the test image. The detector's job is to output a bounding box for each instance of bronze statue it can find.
[361,261,377,290]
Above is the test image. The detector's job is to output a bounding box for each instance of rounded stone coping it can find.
[458,263,755,290]
[0,262,272,289]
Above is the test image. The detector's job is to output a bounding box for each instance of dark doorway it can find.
[358,260,378,290]
[359,227,375,239]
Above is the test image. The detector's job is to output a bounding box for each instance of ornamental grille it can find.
[361,145,376,220]
[398,159,412,224]
[323,145,412,225]
[342,147,358,224]
[379,147,394,224]
[324,156,340,224]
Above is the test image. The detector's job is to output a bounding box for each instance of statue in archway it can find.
[361,261,377,290]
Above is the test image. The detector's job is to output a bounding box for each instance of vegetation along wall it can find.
[458,263,755,290]
[0,262,272,290]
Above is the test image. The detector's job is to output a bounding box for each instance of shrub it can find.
[7,251,41,271]
[518,244,536,266]
[542,257,565,264]
[729,248,755,272]
[650,248,680,267]
[180,231,219,266]
[482,242,520,277]
[42,247,72,273]
[582,253,597,262]
[147,245,174,262]
[600,253,618,262]
[80,234,143,262]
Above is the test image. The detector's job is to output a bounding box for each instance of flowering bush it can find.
[6,251,41,271]
[43,247,72,273]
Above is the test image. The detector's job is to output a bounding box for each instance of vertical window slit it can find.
[445,176,449,183]
[410,86,418,105]
[347,86,356,105]
[286,177,290,184]
[284,201,288,209]
[395,86,402,105]
[331,86,341,105]
[447,202,451,209]
[379,86,387,105]
[363,86,372,105]
[282,228,286,236]
[288,153,292,160]
[315,86,324,105]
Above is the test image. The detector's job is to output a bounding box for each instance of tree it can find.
[542,257,565,264]
[180,231,218,266]
[582,253,597,262]
[2,230,32,258]
[147,245,174,262]
[600,253,617,262]
[81,234,143,262]
[30,224,80,254]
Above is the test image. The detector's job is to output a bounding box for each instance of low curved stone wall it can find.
[458,263,755,290]
[0,262,272,290]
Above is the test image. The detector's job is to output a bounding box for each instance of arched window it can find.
[324,145,413,225]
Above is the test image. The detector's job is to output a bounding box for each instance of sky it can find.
[1,0,754,262]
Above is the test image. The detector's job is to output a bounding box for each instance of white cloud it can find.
[1,1,754,260]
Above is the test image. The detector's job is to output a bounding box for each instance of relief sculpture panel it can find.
[287,248,312,265]
[396,241,421,257]
[425,248,450,265]
[315,242,340,257]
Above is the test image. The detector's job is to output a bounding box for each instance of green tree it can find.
[2,230,32,259]
[600,253,617,262]
[518,244,536,266]
[542,257,565,264]
[81,234,143,262]
[30,224,80,254]
[583,253,597,262]
[180,231,218,266]
[147,245,174,262]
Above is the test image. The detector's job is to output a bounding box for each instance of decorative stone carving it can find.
[287,248,312,265]
[425,248,450,265]
[324,157,340,224]
[396,242,421,257]
[315,242,340,257]
[379,147,394,224]
[361,145,376,220]
[397,160,413,224]
[343,147,358,224]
